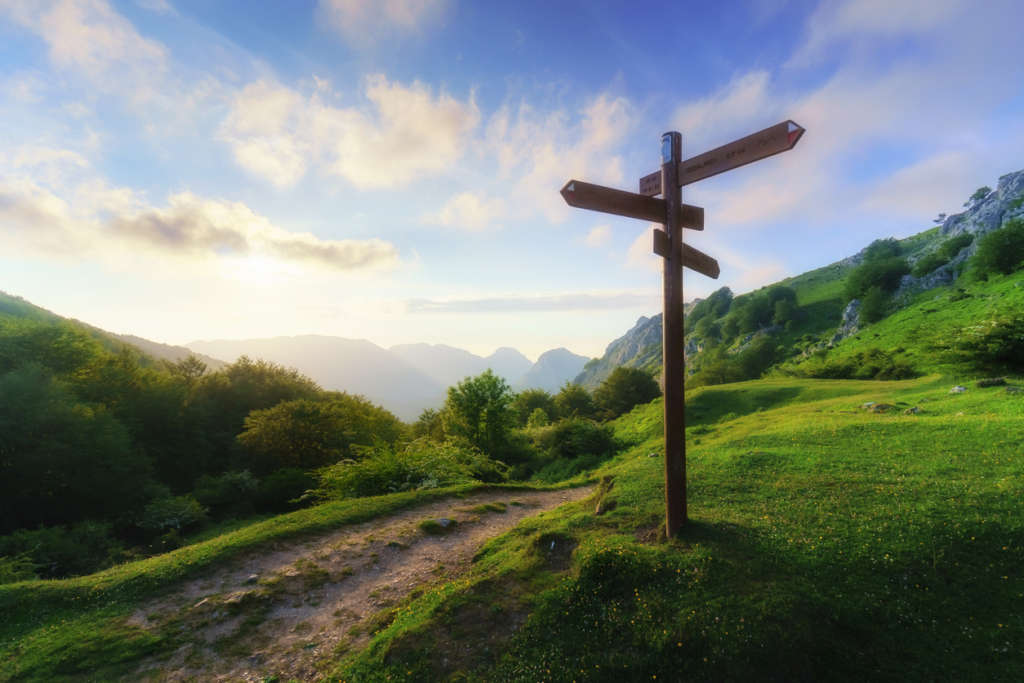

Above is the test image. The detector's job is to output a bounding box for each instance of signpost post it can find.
[560,120,804,537]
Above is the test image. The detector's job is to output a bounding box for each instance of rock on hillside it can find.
[513,348,590,393]
[941,169,1024,239]
[573,315,663,390]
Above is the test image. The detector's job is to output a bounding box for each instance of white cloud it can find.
[625,224,662,273]
[430,191,505,231]
[486,93,635,222]
[791,0,965,66]
[4,0,169,101]
[220,75,480,189]
[318,0,452,45]
[577,225,611,248]
[0,145,400,272]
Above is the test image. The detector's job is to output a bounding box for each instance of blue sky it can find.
[2,0,1023,360]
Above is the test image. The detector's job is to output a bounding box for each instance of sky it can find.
[2,0,1024,361]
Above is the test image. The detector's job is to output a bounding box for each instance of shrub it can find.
[593,366,661,421]
[526,407,549,428]
[787,347,918,381]
[844,256,910,302]
[136,494,209,532]
[938,232,974,260]
[972,218,1024,276]
[911,253,949,278]
[537,419,619,460]
[0,555,36,585]
[316,441,501,500]
[255,468,317,513]
[932,305,1024,375]
[858,286,890,325]
[0,521,122,579]
[193,470,260,517]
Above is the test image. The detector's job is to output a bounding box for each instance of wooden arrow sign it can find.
[638,120,805,190]
[678,120,804,187]
[682,243,720,279]
[561,180,704,229]
[560,180,666,223]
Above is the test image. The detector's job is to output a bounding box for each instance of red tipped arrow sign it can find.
[560,180,704,229]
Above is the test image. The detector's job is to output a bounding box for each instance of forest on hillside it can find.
[0,300,661,583]
[683,202,1024,388]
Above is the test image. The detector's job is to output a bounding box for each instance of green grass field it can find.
[3,374,1023,682]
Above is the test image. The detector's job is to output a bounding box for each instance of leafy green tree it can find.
[255,468,317,513]
[411,407,447,442]
[735,335,780,380]
[237,394,402,471]
[593,366,661,421]
[0,521,122,579]
[858,286,890,325]
[0,365,158,535]
[772,299,798,326]
[862,237,903,262]
[939,232,975,260]
[911,252,949,278]
[512,388,557,426]
[685,286,733,333]
[526,407,550,428]
[442,370,517,457]
[553,381,596,419]
[843,256,910,302]
[0,316,105,381]
[972,218,1024,276]
[964,186,992,208]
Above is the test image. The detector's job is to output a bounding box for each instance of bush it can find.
[0,521,122,579]
[193,470,260,517]
[844,256,910,302]
[911,253,949,278]
[858,286,890,325]
[593,367,661,421]
[786,347,918,381]
[136,494,209,532]
[938,232,974,260]
[932,305,1024,375]
[533,419,619,460]
[0,554,36,585]
[553,382,596,420]
[255,468,317,513]
[316,441,501,500]
[972,218,1024,276]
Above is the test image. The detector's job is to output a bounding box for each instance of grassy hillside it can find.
[5,374,1022,681]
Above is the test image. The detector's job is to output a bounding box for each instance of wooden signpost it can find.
[560,119,805,537]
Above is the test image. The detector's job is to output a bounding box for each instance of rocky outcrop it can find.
[572,315,663,390]
[941,169,1024,239]
[827,299,860,346]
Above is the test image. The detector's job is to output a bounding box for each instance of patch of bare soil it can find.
[125,486,594,682]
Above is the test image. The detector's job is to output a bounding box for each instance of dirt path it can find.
[126,485,595,682]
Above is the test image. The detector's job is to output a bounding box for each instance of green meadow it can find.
[4,374,1022,682]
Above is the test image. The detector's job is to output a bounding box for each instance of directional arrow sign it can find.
[682,243,720,279]
[638,120,805,190]
[561,180,704,229]
[560,180,666,224]
[678,120,804,187]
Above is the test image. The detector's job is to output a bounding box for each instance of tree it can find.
[0,365,158,534]
[442,370,517,457]
[511,388,556,426]
[933,213,947,225]
[843,256,910,302]
[526,408,549,428]
[236,394,402,471]
[858,286,890,325]
[862,238,903,262]
[553,381,596,419]
[964,186,992,208]
[735,335,780,380]
[772,299,798,326]
[411,408,446,442]
[972,218,1024,276]
[593,366,662,421]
